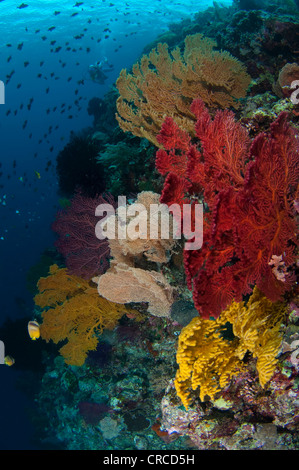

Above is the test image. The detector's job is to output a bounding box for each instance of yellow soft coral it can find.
[175,287,287,408]
[116,33,251,146]
[34,265,139,366]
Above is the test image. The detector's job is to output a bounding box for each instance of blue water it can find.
[0,0,233,450]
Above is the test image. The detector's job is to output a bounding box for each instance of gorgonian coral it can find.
[35,264,137,366]
[52,192,115,279]
[156,100,298,318]
[93,191,176,317]
[174,287,287,408]
[116,33,251,146]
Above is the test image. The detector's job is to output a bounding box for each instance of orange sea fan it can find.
[116,33,251,146]
[34,265,137,366]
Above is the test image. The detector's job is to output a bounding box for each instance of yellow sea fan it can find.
[35,265,138,366]
[175,287,287,408]
[174,316,244,407]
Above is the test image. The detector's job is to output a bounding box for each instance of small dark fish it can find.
[17,83,22,89]
[71,12,79,17]
[35,29,40,34]
[22,120,28,129]
[74,2,84,6]
[48,26,56,31]
[7,56,12,62]
[67,77,72,82]
[17,42,24,50]
[6,110,11,116]
[55,46,62,52]
[45,87,50,94]
[41,36,47,41]
[50,40,56,45]
[6,44,12,47]
[54,11,61,15]
[24,61,29,67]
[17,3,29,9]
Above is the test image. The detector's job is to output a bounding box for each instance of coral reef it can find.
[116,33,250,146]
[27,0,299,451]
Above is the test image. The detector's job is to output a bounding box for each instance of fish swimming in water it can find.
[28,320,40,340]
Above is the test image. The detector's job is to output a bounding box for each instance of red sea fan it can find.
[52,192,115,279]
[190,99,251,208]
[156,102,298,318]
[231,112,298,301]
[156,116,191,179]
[192,112,298,316]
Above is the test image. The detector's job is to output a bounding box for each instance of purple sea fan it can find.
[52,191,115,279]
